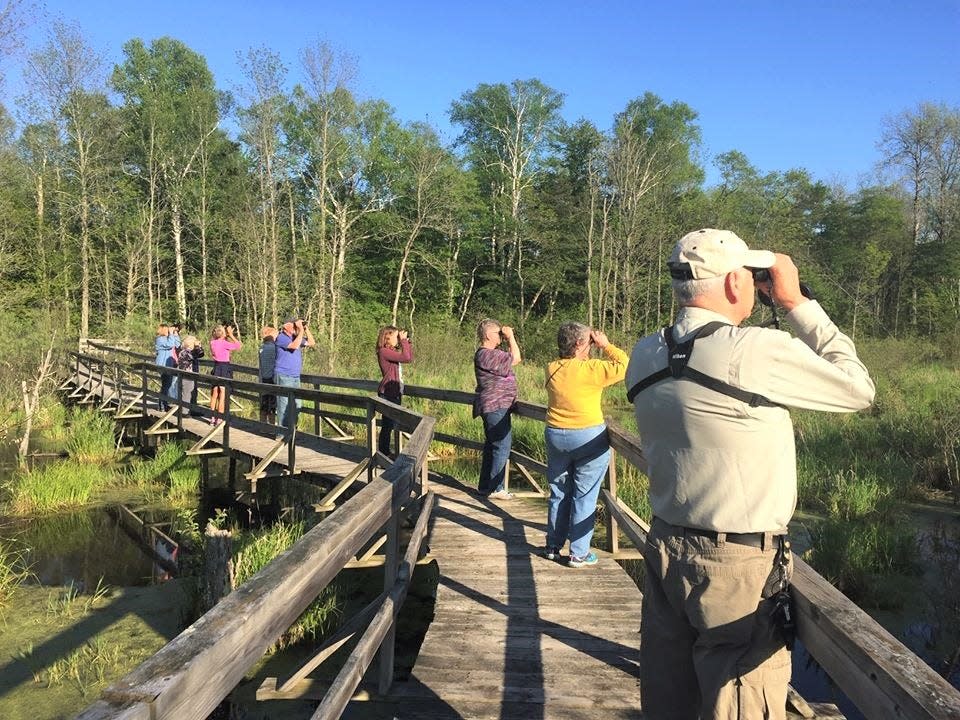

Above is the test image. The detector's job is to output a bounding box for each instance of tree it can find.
[383,121,460,324]
[112,37,222,323]
[22,20,107,336]
[287,40,358,330]
[450,79,564,318]
[879,104,960,329]
[605,93,702,332]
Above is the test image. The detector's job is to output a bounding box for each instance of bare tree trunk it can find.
[171,200,187,321]
[391,223,421,324]
[288,183,301,312]
[18,343,56,466]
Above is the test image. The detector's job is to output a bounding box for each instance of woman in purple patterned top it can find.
[473,318,522,499]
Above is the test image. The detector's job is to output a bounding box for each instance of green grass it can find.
[45,636,125,698]
[0,539,32,616]
[130,443,199,504]
[233,519,341,650]
[64,410,118,464]
[6,462,104,514]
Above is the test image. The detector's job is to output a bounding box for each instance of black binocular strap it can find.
[626,322,782,408]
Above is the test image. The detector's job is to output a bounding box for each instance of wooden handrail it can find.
[601,423,960,720]
[77,410,436,720]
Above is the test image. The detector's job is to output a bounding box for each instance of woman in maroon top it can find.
[376,325,413,456]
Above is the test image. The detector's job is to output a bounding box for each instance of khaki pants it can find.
[640,518,792,720]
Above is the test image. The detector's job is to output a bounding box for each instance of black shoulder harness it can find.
[626,321,782,408]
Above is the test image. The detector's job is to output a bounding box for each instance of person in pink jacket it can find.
[208,324,242,424]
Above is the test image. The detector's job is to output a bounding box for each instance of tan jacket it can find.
[625,301,875,533]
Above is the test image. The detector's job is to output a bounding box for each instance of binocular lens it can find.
[751,268,771,283]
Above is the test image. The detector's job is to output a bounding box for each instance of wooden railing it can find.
[68,344,960,719]
[70,349,436,720]
[602,423,960,720]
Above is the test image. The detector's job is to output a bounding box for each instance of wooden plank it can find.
[96,471,413,720]
[256,677,374,702]
[73,700,151,720]
[792,557,960,720]
[311,492,435,719]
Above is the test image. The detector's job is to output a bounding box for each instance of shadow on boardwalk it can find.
[388,473,643,720]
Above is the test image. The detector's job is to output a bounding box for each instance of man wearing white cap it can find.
[625,229,875,719]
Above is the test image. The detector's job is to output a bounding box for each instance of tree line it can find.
[0,19,958,367]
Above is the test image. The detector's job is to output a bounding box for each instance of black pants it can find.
[378,391,400,456]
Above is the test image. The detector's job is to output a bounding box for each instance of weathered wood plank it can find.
[97,472,410,720]
[792,557,960,719]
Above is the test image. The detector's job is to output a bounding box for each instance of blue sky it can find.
[5,0,959,187]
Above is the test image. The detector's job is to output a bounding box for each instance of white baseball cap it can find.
[668,228,775,280]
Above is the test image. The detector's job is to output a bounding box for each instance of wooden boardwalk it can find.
[392,474,643,719]
[152,410,366,478]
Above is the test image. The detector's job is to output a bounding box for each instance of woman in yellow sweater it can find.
[544,322,627,567]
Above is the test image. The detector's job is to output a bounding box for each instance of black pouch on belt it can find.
[770,588,796,650]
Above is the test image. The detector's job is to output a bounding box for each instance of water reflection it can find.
[1,508,174,588]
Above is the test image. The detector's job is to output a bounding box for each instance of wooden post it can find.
[606,448,619,555]
[139,365,148,448]
[420,455,429,495]
[286,386,296,473]
[222,382,232,451]
[228,457,237,493]
[176,370,184,437]
[378,509,401,694]
[201,457,210,496]
[366,402,377,482]
[313,382,321,437]
[201,523,234,613]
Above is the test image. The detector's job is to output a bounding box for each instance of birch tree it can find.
[22,20,106,336]
[450,79,563,315]
[112,37,221,323]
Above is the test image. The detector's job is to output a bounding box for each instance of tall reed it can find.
[233,519,341,649]
[65,409,118,464]
[0,539,32,614]
[7,462,102,514]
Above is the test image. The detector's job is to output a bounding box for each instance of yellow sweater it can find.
[545,344,628,428]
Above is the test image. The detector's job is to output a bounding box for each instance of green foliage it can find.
[45,635,124,697]
[65,409,117,463]
[6,461,103,514]
[233,520,341,649]
[806,519,916,608]
[45,577,110,620]
[167,453,200,504]
[0,539,32,616]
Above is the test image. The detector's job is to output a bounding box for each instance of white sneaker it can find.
[486,490,514,500]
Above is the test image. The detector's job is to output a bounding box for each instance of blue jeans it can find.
[478,407,512,495]
[275,373,301,433]
[545,423,610,558]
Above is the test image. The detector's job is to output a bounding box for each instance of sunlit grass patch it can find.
[65,409,118,464]
[45,635,125,697]
[167,454,201,504]
[7,462,104,514]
